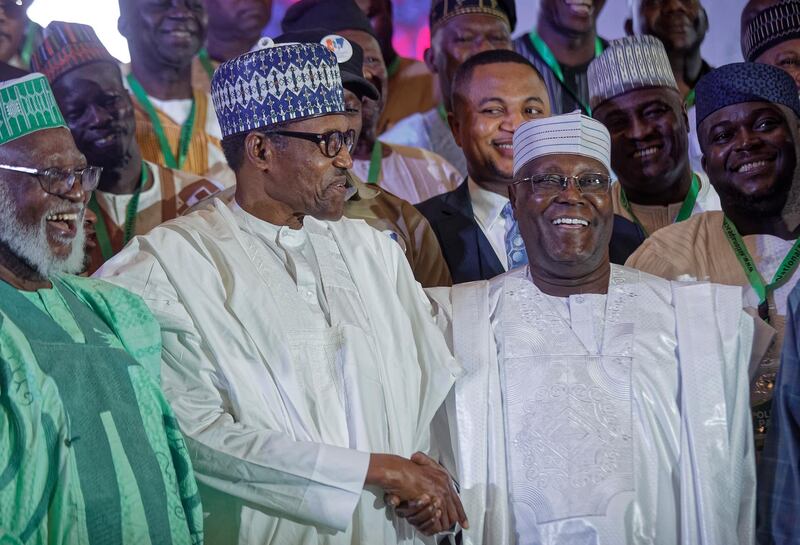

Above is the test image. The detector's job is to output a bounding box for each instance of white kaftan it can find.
[429,265,756,545]
[96,199,460,545]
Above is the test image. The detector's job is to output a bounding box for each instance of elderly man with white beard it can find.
[0,73,204,544]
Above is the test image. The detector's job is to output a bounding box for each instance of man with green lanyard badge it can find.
[0,72,203,545]
[32,22,227,274]
[380,0,516,179]
[283,0,462,205]
[118,0,235,188]
[628,62,800,454]
[626,0,713,177]
[513,0,606,116]
[589,35,720,237]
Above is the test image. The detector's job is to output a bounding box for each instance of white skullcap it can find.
[513,111,612,176]
[588,34,678,111]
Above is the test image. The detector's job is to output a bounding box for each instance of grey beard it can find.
[0,185,86,279]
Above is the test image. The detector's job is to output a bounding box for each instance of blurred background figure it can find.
[355,0,438,133]
[514,0,607,116]
[742,0,800,91]
[193,0,273,90]
[0,0,41,69]
[626,0,711,173]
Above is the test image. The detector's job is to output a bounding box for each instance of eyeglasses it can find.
[513,173,611,195]
[268,129,356,158]
[0,164,102,196]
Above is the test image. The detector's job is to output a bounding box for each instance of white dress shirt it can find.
[467,177,511,270]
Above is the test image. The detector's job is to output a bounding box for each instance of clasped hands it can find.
[367,452,468,536]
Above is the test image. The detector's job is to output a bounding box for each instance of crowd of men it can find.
[1,0,800,543]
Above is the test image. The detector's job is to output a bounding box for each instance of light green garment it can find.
[0,275,203,545]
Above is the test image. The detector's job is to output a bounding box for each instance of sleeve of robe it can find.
[98,242,371,533]
[757,285,800,545]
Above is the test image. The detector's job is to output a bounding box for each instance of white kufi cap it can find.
[512,111,612,176]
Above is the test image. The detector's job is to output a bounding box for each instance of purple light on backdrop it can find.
[264,0,431,60]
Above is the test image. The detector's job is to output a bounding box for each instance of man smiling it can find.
[418,50,644,283]
[514,0,607,116]
[381,0,516,177]
[627,62,800,452]
[590,35,720,236]
[626,0,712,173]
[32,21,226,273]
[0,73,203,545]
[430,111,757,544]
[97,40,465,545]
[743,1,800,92]
[118,0,234,185]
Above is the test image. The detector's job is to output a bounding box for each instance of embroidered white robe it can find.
[96,199,460,545]
[429,265,756,545]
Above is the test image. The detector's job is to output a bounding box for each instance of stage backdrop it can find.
[27,0,747,71]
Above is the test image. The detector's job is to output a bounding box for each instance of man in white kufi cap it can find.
[589,34,720,238]
[427,111,759,545]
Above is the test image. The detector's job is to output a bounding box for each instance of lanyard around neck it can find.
[197,47,215,80]
[126,73,196,170]
[527,31,603,115]
[437,103,447,123]
[90,161,148,261]
[619,172,700,237]
[722,216,800,323]
[20,20,37,68]
[387,56,402,78]
[367,140,383,184]
[685,88,697,109]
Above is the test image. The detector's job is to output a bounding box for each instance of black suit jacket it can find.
[416,180,646,284]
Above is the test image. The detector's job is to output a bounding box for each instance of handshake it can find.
[367,452,468,536]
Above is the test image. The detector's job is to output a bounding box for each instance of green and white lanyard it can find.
[89,161,148,260]
[367,140,383,184]
[19,20,38,68]
[387,56,402,79]
[619,173,700,237]
[685,88,697,109]
[126,73,197,170]
[197,47,215,80]
[527,31,604,116]
[722,216,800,323]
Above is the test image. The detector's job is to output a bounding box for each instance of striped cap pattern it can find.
[430,0,515,33]
[513,110,611,176]
[742,1,800,62]
[588,35,677,111]
[31,21,116,84]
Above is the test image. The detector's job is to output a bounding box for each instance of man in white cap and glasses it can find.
[97,39,465,544]
[426,111,758,544]
[589,34,720,237]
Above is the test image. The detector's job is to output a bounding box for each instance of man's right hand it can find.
[366,452,467,535]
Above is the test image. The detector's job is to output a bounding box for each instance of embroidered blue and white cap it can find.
[211,40,345,138]
[513,110,612,176]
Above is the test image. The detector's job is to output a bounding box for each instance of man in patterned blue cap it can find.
[628,62,800,456]
[96,39,466,545]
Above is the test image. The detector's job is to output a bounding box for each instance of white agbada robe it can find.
[96,199,461,545]
[429,265,756,545]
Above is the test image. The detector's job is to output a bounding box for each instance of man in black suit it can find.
[418,49,645,284]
